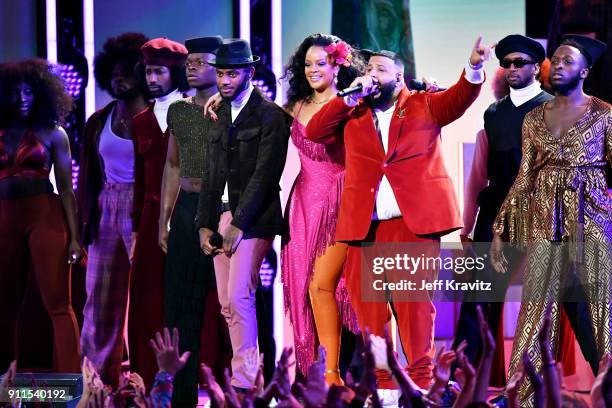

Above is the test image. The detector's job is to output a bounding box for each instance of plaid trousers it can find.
[81,183,133,387]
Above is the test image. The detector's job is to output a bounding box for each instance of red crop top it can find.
[0,130,51,180]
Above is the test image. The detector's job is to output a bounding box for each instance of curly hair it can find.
[282,33,365,112]
[491,67,510,101]
[94,32,149,96]
[538,58,552,93]
[0,58,73,128]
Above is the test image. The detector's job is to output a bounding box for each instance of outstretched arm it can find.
[305,96,352,144]
[428,36,494,127]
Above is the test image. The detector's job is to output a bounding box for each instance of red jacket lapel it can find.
[143,102,162,135]
[355,104,385,159]
[387,87,410,158]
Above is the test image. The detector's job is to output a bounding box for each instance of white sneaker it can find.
[375,389,400,408]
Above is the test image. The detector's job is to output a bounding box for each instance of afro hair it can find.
[0,58,73,128]
[94,32,149,95]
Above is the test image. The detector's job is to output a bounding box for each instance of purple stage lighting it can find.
[253,79,274,100]
[53,63,85,99]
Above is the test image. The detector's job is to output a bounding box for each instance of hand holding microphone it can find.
[409,77,447,92]
[336,84,364,97]
[199,228,225,256]
[337,75,380,100]
[210,232,223,249]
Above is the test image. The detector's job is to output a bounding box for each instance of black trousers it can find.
[165,190,228,407]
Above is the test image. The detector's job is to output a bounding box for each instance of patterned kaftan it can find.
[494,97,612,407]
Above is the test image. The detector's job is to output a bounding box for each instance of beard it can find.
[551,72,582,95]
[506,74,533,91]
[220,75,251,102]
[364,80,396,109]
[113,86,142,101]
[149,85,175,99]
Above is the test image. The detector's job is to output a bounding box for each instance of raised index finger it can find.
[473,35,483,50]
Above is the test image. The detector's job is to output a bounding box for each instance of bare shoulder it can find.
[43,126,70,148]
[50,125,69,139]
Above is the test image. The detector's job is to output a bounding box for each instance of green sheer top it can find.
[167,97,211,178]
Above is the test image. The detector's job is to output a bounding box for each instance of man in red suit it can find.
[306,37,494,403]
[129,37,189,387]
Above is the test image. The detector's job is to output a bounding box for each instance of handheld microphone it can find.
[337,84,363,97]
[210,232,223,248]
[408,79,447,92]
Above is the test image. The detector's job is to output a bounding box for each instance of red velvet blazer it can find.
[131,103,168,232]
[306,71,481,240]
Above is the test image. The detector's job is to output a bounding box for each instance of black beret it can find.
[560,34,607,66]
[495,34,545,63]
[184,36,223,55]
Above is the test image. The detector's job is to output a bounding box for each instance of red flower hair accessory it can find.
[324,41,353,67]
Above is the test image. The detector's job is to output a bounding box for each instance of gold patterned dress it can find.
[494,97,612,406]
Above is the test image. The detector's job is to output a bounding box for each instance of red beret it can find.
[141,37,188,67]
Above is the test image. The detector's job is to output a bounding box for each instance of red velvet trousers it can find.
[345,217,437,390]
[0,193,80,372]
[129,198,165,387]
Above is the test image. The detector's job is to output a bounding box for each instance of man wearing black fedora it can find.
[196,38,290,390]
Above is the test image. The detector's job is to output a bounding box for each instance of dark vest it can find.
[473,91,552,241]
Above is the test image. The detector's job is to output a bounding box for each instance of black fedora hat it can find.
[209,39,260,68]
[185,35,223,55]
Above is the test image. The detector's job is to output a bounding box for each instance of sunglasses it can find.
[500,58,536,69]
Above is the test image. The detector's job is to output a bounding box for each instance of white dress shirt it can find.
[346,64,485,220]
[153,89,183,132]
[373,105,402,220]
[222,83,255,203]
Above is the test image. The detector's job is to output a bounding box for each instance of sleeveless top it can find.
[98,106,135,184]
[281,101,357,373]
[0,129,52,180]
